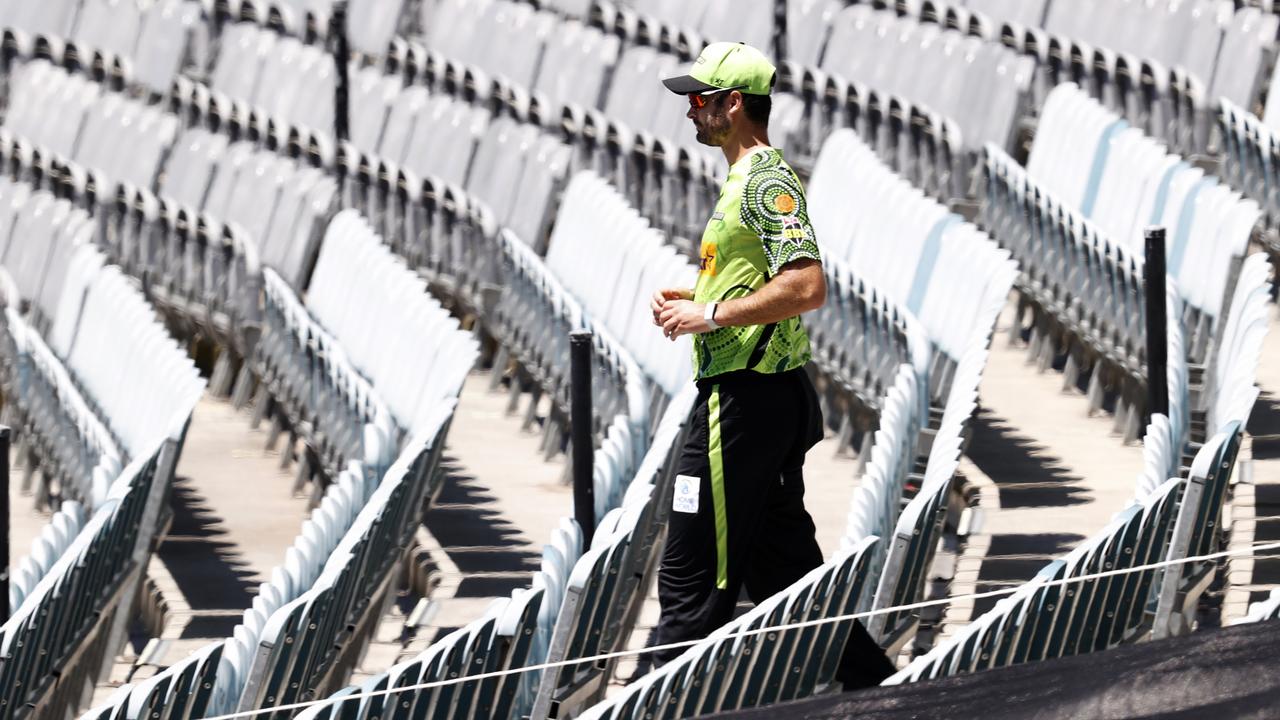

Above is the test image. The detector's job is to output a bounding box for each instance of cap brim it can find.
[662,74,720,95]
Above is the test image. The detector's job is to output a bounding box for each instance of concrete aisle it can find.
[949,303,1145,627]
[415,369,568,648]
[142,395,310,665]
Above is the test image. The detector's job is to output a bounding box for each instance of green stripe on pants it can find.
[708,385,729,590]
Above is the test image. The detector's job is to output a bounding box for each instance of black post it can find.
[570,331,595,546]
[330,1,351,144]
[1144,226,1169,419]
[773,0,788,64]
[0,426,9,619]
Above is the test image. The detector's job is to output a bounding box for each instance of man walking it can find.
[648,41,896,689]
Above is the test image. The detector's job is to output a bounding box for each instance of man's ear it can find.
[728,89,745,116]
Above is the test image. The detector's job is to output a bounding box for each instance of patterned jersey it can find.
[692,147,821,379]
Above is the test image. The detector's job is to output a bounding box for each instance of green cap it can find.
[662,42,776,96]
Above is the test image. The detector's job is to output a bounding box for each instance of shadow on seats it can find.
[425,455,542,599]
[966,408,1092,509]
[1246,392,1280,459]
[159,476,260,637]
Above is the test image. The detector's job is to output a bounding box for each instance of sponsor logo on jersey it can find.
[782,215,807,241]
[699,240,717,275]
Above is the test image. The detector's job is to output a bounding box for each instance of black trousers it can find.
[647,368,895,689]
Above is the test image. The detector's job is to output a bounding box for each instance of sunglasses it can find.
[687,85,746,109]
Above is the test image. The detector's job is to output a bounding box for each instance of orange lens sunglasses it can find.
[687,86,746,109]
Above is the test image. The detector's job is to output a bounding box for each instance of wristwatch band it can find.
[704,301,721,331]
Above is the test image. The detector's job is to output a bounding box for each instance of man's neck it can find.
[721,130,772,166]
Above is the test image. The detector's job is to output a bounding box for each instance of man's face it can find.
[687,90,734,147]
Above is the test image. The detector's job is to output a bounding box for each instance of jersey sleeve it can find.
[740,161,821,276]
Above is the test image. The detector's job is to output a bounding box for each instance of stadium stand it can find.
[888,421,1244,681]
[983,82,1262,441]
[83,210,477,717]
[0,174,203,715]
[279,386,695,720]
[0,1,1277,719]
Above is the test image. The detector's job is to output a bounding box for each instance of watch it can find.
[704,301,721,331]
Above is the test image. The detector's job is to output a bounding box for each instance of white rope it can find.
[192,538,1280,719]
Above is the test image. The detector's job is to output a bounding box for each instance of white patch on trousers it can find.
[673,474,700,514]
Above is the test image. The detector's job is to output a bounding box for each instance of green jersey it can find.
[693,147,820,379]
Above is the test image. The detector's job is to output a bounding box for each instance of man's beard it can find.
[694,114,730,146]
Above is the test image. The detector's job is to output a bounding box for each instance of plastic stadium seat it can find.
[808,129,1015,407]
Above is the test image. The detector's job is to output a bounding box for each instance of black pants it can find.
[647,368,895,689]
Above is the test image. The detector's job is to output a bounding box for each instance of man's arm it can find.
[657,258,825,339]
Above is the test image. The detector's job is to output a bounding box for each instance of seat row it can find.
[86,406,457,719]
[1032,0,1272,157]
[1219,99,1280,259]
[2,305,121,509]
[212,22,336,134]
[0,0,201,96]
[888,419,1246,682]
[298,570,549,720]
[63,266,208,464]
[515,0,953,199]
[303,210,477,434]
[222,0,403,56]
[215,10,729,252]
[0,437,174,717]
[231,416,450,713]
[490,228,651,496]
[161,126,337,290]
[983,148,1189,443]
[0,174,98,336]
[807,257,931,455]
[5,496,84,614]
[5,59,177,189]
[582,536,878,719]
[290,383,697,720]
[862,341,981,652]
[253,209,477,491]
[818,5,1033,166]
[0,241,202,715]
[542,172,694,398]
[0,176,205,496]
[1029,85,1257,341]
[990,83,1264,434]
[785,60,969,201]
[340,70,565,291]
[913,0,1279,157]
[807,128,1017,409]
[255,264,396,490]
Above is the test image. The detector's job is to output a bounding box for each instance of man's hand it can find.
[659,300,710,340]
[651,287,694,327]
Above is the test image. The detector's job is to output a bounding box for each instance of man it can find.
[646,41,896,689]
